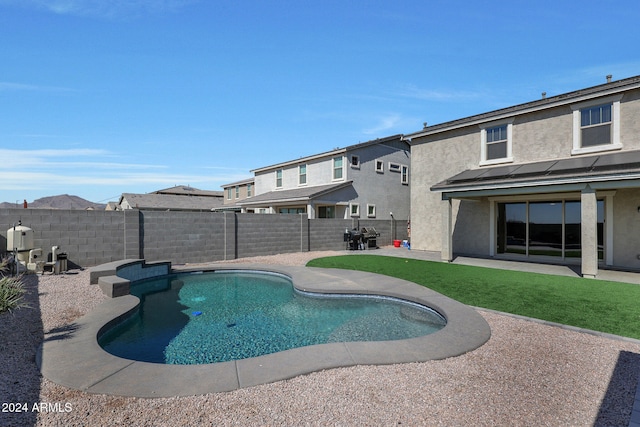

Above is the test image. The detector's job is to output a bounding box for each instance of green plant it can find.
[0,260,30,314]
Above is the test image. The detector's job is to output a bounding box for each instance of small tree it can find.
[0,259,30,314]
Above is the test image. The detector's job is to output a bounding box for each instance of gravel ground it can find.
[2,250,640,426]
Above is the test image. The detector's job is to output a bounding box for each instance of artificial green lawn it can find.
[306,255,640,340]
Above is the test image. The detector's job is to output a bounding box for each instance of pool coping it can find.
[37,264,491,398]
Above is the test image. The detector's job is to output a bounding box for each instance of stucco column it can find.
[581,186,598,278]
[441,197,453,262]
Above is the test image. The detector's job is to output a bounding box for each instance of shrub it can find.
[0,260,30,314]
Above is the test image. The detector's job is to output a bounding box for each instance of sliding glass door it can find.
[496,199,604,260]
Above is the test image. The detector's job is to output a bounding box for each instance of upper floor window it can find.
[299,164,307,185]
[247,183,252,197]
[235,186,240,198]
[227,188,232,200]
[276,169,283,188]
[480,119,513,165]
[333,156,343,180]
[375,159,384,173]
[401,165,409,185]
[350,155,360,169]
[572,95,622,155]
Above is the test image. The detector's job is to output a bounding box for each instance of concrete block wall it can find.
[1,208,409,268]
[236,213,308,258]
[0,208,127,267]
[139,211,229,265]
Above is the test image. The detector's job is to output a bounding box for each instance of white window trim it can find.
[401,165,409,185]
[367,203,376,218]
[333,156,345,181]
[479,118,514,166]
[350,155,360,169]
[388,162,401,172]
[298,164,307,186]
[275,169,283,188]
[375,159,384,173]
[571,94,622,155]
[349,202,360,217]
[247,183,252,198]
[235,186,240,198]
[226,188,232,200]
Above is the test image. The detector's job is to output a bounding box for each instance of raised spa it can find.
[99,270,447,364]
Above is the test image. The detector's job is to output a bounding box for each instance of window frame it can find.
[367,203,376,218]
[298,164,307,186]
[333,156,344,180]
[247,183,252,198]
[226,188,232,200]
[401,165,409,185]
[571,95,622,155]
[349,202,360,217]
[375,159,384,173]
[479,118,514,166]
[350,155,360,169]
[275,169,283,188]
[235,185,240,199]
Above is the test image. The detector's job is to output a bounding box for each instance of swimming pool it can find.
[99,270,446,364]
[39,262,491,397]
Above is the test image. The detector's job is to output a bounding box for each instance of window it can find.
[480,119,513,165]
[572,95,622,154]
[367,204,376,218]
[235,186,240,199]
[350,203,359,217]
[247,183,252,197]
[299,164,307,185]
[333,157,343,180]
[276,169,283,188]
[496,199,604,259]
[401,165,409,185]
[318,206,335,218]
[388,162,401,172]
[350,155,360,169]
[375,159,384,173]
[227,188,232,200]
[278,207,305,214]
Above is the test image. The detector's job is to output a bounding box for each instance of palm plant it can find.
[0,259,30,314]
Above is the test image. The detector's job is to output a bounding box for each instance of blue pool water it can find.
[99,271,446,364]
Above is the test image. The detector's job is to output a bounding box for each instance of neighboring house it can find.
[116,185,224,211]
[238,135,411,220]
[407,74,640,277]
[219,178,255,212]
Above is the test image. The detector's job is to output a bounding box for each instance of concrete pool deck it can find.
[37,264,490,398]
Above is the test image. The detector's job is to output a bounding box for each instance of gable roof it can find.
[407,75,640,142]
[238,181,353,207]
[153,185,223,197]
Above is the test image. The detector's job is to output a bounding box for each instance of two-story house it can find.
[219,178,255,212]
[237,135,411,220]
[407,75,640,277]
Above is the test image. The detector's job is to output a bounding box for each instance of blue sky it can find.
[1,0,639,204]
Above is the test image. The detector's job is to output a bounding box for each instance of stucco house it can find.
[407,75,640,277]
[219,178,255,212]
[237,135,411,220]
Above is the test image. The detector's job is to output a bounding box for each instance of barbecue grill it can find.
[344,227,380,250]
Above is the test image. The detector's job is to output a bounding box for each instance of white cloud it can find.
[1,0,199,19]
[0,81,74,92]
[362,114,403,135]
